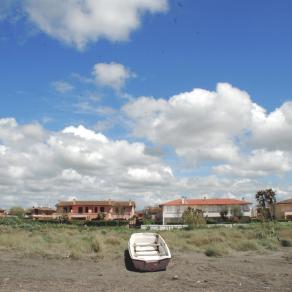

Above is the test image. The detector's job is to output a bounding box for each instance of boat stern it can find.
[132,258,170,272]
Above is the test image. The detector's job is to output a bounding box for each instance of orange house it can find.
[276,199,292,220]
[56,199,135,221]
[0,208,6,217]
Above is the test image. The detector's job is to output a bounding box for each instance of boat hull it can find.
[132,258,170,272]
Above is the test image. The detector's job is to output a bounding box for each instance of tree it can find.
[9,206,25,218]
[182,207,206,227]
[255,189,277,220]
[230,206,243,223]
[219,207,228,221]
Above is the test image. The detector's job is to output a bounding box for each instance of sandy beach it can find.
[0,248,291,292]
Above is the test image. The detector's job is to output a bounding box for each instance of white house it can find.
[160,198,252,225]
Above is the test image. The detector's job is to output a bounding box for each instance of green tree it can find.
[219,207,228,221]
[9,206,25,218]
[255,189,277,220]
[230,206,243,223]
[182,207,206,227]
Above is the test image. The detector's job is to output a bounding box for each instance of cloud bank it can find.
[1,83,292,208]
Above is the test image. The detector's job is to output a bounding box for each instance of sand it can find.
[0,249,291,292]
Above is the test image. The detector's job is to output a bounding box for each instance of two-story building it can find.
[28,207,57,220]
[276,199,292,220]
[56,199,135,221]
[160,198,252,224]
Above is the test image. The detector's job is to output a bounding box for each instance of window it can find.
[100,207,105,212]
[85,207,89,213]
[94,207,98,213]
[242,205,250,212]
[78,207,83,213]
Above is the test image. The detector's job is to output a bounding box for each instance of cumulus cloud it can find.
[92,62,134,91]
[52,81,74,93]
[0,118,175,208]
[213,150,292,177]
[23,0,168,50]
[123,82,292,179]
[1,83,292,208]
[123,83,258,163]
[251,101,292,151]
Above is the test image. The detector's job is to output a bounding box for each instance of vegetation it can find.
[9,206,25,218]
[182,207,206,227]
[256,189,277,220]
[1,217,291,259]
[230,206,243,221]
[219,208,228,221]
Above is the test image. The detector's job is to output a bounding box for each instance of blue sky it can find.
[1,0,292,208]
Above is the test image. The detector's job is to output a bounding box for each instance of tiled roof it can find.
[160,198,251,206]
[277,198,292,205]
[56,200,135,207]
[32,207,56,211]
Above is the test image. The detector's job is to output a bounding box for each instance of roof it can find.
[0,208,5,212]
[32,207,56,211]
[277,199,292,205]
[56,200,135,207]
[160,198,251,206]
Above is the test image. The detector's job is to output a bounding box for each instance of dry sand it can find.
[0,249,292,292]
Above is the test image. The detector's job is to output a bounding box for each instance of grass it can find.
[0,218,292,259]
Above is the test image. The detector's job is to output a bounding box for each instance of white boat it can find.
[128,233,171,272]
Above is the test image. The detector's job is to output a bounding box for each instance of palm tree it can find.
[255,189,277,220]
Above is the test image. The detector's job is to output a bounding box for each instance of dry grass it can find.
[0,219,292,259]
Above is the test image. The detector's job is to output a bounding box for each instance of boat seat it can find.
[134,250,160,257]
[134,243,160,246]
[134,243,161,252]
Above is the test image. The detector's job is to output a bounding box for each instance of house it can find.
[28,207,57,220]
[160,198,252,225]
[276,199,292,220]
[56,199,135,221]
[143,206,162,224]
[0,208,6,217]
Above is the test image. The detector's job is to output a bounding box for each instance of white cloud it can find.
[123,83,257,163]
[123,83,292,178]
[213,150,292,177]
[251,101,292,151]
[52,81,74,93]
[92,62,134,91]
[0,118,175,208]
[24,0,168,50]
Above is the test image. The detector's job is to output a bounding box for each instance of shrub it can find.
[205,246,226,257]
[90,236,101,253]
[182,207,206,227]
[280,239,292,247]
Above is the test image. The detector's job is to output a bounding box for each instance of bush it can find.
[205,246,226,257]
[86,220,129,227]
[182,207,206,227]
[280,239,292,247]
[9,207,25,218]
[90,236,102,253]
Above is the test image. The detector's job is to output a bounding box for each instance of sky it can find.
[1,0,292,209]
